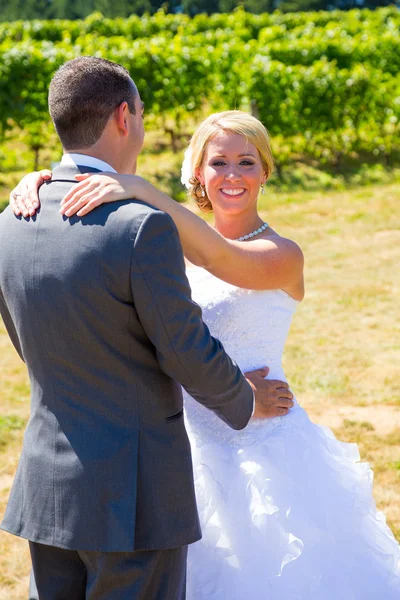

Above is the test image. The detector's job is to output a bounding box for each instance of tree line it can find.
[0,0,395,22]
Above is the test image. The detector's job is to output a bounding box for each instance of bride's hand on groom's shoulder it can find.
[245,367,294,419]
[60,173,137,217]
[9,170,52,217]
[8,170,144,219]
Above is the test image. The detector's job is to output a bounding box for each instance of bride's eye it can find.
[211,160,227,167]
[240,160,255,166]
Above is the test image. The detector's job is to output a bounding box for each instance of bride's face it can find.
[197,131,266,215]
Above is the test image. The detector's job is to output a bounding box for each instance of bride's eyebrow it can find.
[210,153,256,158]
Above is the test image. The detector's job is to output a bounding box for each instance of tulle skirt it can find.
[185,405,400,599]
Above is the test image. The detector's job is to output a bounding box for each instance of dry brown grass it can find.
[0,181,399,598]
[267,183,400,541]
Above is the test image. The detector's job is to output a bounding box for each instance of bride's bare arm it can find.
[63,173,304,294]
[9,171,304,295]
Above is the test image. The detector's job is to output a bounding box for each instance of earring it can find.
[260,184,265,195]
[201,186,206,198]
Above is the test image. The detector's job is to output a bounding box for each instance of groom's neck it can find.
[61,117,139,174]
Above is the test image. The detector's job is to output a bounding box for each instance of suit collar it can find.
[51,163,102,182]
[61,153,117,174]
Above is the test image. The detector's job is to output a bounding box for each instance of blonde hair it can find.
[188,110,274,212]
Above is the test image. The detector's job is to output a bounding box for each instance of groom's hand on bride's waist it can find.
[245,367,294,419]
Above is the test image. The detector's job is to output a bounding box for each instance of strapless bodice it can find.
[183,266,300,446]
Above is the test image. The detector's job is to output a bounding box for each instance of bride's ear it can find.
[195,167,205,186]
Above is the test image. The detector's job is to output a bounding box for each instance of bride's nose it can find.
[225,168,241,182]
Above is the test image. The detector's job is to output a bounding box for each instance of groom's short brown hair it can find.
[48,56,137,150]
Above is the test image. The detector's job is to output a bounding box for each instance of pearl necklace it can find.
[235,222,269,241]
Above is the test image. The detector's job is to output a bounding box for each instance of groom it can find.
[0,57,293,599]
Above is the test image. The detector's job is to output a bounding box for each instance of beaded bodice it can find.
[183,266,300,446]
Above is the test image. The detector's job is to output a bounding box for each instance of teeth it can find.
[221,188,245,196]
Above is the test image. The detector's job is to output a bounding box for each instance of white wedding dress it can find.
[183,266,400,599]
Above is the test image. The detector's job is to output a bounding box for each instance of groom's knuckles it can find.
[279,398,293,408]
[245,366,269,377]
[271,379,289,388]
[279,389,293,400]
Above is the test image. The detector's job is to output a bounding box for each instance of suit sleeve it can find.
[130,210,253,430]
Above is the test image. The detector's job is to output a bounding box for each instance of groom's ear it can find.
[115,101,130,137]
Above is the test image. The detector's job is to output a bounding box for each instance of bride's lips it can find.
[220,187,246,199]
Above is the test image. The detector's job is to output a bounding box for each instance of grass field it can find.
[0,178,399,598]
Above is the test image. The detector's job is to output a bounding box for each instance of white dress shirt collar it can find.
[61,153,117,174]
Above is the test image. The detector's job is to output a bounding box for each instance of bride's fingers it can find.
[61,179,97,206]
[61,192,98,217]
[27,181,41,213]
[11,187,32,216]
[74,171,116,182]
[74,173,92,181]
[76,195,103,217]
[10,191,24,216]
[9,196,19,216]
[60,195,89,216]
[62,181,112,215]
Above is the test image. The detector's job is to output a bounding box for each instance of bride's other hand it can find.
[10,170,52,217]
[60,173,144,217]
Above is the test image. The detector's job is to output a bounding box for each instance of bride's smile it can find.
[220,187,246,196]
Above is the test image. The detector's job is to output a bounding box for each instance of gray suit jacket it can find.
[0,164,253,552]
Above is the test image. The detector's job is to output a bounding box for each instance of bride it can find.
[11,110,400,598]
